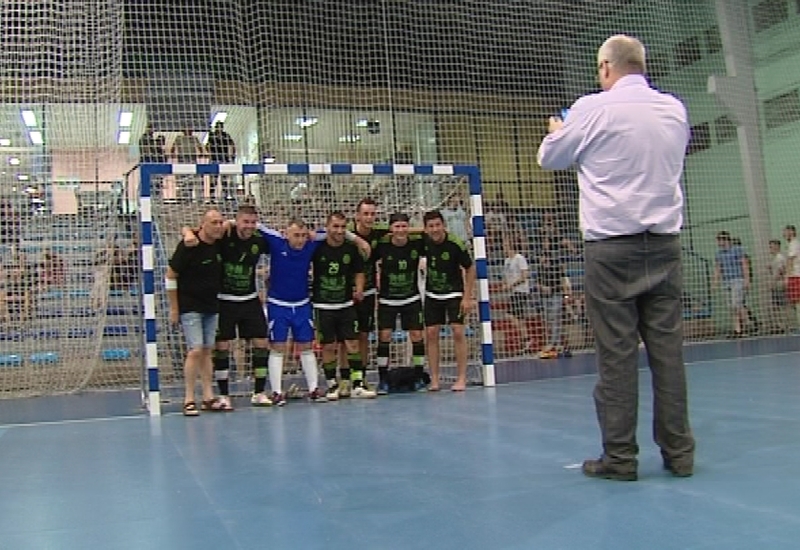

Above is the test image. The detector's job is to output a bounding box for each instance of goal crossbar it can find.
[138,162,495,416]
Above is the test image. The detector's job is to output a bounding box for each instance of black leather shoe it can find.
[663,459,693,478]
[581,458,637,481]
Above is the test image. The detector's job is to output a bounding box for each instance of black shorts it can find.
[424,296,464,326]
[508,293,530,319]
[314,306,359,345]
[377,300,424,331]
[216,298,268,341]
[355,293,376,334]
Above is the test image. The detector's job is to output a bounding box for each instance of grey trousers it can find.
[584,232,695,471]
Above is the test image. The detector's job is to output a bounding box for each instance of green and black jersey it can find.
[311,240,365,310]
[375,234,425,305]
[218,230,270,301]
[424,232,473,299]
[348,221,390,295]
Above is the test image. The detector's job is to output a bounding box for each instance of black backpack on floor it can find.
[386,367,431,392]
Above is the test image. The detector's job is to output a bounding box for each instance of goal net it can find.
[142,166,486,403]
[0,192,131,399]
[1,0,798,400]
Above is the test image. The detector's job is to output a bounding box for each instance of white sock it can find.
[300,350,318,392]
[268,352,284,394]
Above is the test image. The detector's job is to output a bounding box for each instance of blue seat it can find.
[70,307,96,318]
[67,328,95,338]
[29,352,60,364]
[41,290,64,300]
[391,330,407,343]
[0,354,23,367]
[102,348,131,361]
[106,306,131,316]
[38,308,64,318]
[69,289,91,299]
[103,325,129,337]
[29,328,61,339]
[0,331,24,342]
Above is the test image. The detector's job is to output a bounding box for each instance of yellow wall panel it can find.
[517,118,553,184]
[475,115,518,184]
[436,114,477,165]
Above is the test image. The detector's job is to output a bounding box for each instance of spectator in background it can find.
[171,127,204,202]
[0,200,21,253]
[767,239,791,334]
[783,225,800,327]
[536,247,568,359]
[441,193,471,244]
[713,231,749,338]
[3,257,34,323]
[207,121,237,201]
[40,251,66,290]
[731,237,760,335]
[502,236,533,354]
[139,124,166,197]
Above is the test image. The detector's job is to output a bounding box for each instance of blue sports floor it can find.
[1,341,799,549]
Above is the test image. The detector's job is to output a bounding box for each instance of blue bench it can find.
[30,352,60,365]
[102,348,132,361]
[0,354,23,367]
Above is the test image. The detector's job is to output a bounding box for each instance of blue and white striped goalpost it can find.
[139,162,496,416]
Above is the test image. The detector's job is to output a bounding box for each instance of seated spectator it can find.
[3,259,34,322]
[40,251,66,289]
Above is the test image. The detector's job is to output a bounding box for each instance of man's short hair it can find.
[786,225,797,234]
[770,239,781,247]
[357,198,377,212]
[287,217,306,229]
[389,212,410,225]
[237,204,258,216]
[716,231,731,241]
[326,211,347,224]
[598,34,646,74]
[423,210,445,225]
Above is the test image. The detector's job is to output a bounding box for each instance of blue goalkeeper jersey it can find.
[257,225,323,305]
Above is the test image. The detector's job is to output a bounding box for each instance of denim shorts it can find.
[180,312,219,350]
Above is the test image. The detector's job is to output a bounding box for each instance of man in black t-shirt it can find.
[537,250,567,360]
[342,198,390,378]
[422,210,475,392]
[166,208,225,416]
[312,211,375,400]
[374,213,428,394]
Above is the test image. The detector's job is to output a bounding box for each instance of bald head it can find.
[199,208,224,242]
[597,35,646,90]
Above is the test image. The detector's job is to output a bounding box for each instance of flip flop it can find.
[183,402,200,416]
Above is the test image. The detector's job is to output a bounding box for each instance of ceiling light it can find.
[17,174,28,181]
[0,138,10,147]
[117,131,131,145]
[295,116,318,128]
[118,111,133,127]
[356,119,369,128]
[21,110,37,127]
[29,131,43,145]
[338,134,362,143]
[283,134,303,142]
[8,157,20,166]
[210,112,228,127]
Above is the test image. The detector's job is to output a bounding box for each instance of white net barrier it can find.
[147,172,483,400]
[2,0,799,398]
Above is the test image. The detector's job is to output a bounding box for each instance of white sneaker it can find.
[352,385,377,399]
[250,392,272,407]
[325,385,340,401]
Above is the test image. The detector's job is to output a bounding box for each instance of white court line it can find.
[0,413,159,430]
